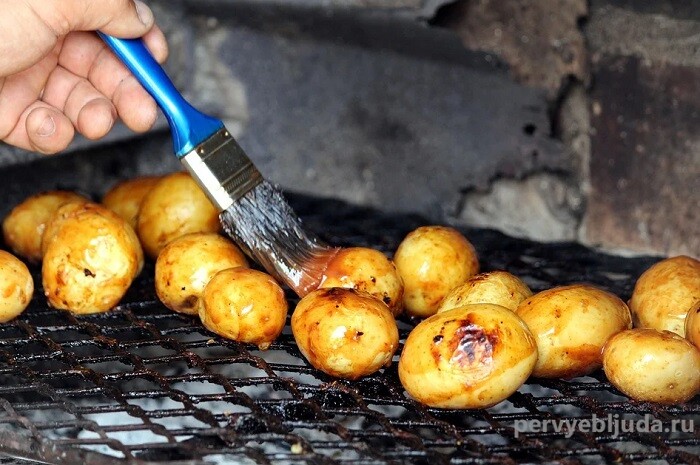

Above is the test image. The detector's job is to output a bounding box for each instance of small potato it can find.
[603,329,700,404]
[102,176,161,230]
[398,304,537,409]
[629,256,700,336]
[200,268,288,350]
[394,226,479,318]
[137,172,220,258]
[685,302,700,350]
[2,191,88,262]
[317,247,404,316]
[0,251,34,322]
[42,203,143,315]
[515,285,632,378]
[292,288,399,380]
[155,233,248,315]
[438,270,532,313]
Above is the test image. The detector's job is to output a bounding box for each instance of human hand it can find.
[0,0,168,154]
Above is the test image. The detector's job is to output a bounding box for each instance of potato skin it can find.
[292,288,399,380]
[317,247,404,316]
[685,302,700,350]
[603,329,700,404]
[42,203,143,315]
[155,233,248,315]
[398,304,537,409]
[515,285,632,378]
[394,226,479,318]
[137,172,220,258]
[102,176,161,230]
[200,268,288,349]
[2,191,88,262]
[629,256,700,337]
[0,251,34,322]
[438,271,532,313]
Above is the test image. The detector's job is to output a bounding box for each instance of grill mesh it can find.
[0,193,698,465]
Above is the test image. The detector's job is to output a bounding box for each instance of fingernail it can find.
[37,115,56,137]
[134,0,153,26]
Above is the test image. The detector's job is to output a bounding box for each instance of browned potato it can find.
[155,233,248,315]
[2,191,88,262]
[137,172,220,258]
[394,226,479,318]
[603,328,700,404]
[515,285,632,378]
[292,288,399,380]
[42,203,143,315]
[317,247,404,316]
[102,176,161,230]
[437,270,532,313]
[200,268,288,350]
[685,301,700,350]
[629,256,700,336]
[0,250,34,322]
[398,304,537,409]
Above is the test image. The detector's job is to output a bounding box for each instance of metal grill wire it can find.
[0,193,698,465]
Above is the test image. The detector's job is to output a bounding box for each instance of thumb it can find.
[37,0,155,38]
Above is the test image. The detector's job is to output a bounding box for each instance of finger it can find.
[112,76,159,132]
[2,102,74,154]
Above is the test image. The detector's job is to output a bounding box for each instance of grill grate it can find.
[0,193,698,465]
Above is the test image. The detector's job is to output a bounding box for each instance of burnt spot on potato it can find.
[83,268,96,278]
[448,321,497,375]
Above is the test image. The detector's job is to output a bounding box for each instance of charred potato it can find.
[102,176,161,230]
[398,304,537,409]
[685,302,700,350]
[2,191,88,262]
[0,251,34,322]
[629,256,700,336]
[317,247,404,316]
[137,172,219,258]
[42,203,143,315]
[394,226,479,318]
[292,288,399,380]
[603,328,700,404]
[200,268,287,350]
[155,233,248,315]
[438,270,532,313]
[515,285,632,378]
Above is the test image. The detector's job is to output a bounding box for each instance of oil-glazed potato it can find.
[2,191,88,262]
[515,285,632,378]
[292,288,399,380]
[317,247,404,316]
[102,176,161,230]
[394,226,479,318]
[398,304,537,409]
[603,328,700,404]
[137,172,220,258]
[0,251,34,322]
[42,203,144,315]
[200,268,287,350]
[629,256,700,337]
[437,271,532,313]
[685,302,700,350]
[155,233,248,315]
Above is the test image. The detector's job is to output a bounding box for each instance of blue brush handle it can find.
[98,33,223,157]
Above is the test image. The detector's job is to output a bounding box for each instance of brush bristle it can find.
[220,182,338,295]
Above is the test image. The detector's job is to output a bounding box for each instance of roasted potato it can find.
[102,176,161,230]
[42,203,143,315]
[398,304,537,409]
[155,233,248,315]
[629,256,700,336]
[317,247,404,316]
[2,191,88,262]
[0,250,34,322]
[292,288,399,380]
[137,172,219,258]
[685,301,700,350]
[394,226,479,318]
[200,268,288,350]
[603,328,700,404]
[515,284,632,378]
[438,270,532,313]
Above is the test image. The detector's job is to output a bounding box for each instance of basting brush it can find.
[99,34,338,295]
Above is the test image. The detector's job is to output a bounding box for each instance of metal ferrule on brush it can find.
[181,128,263,211]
